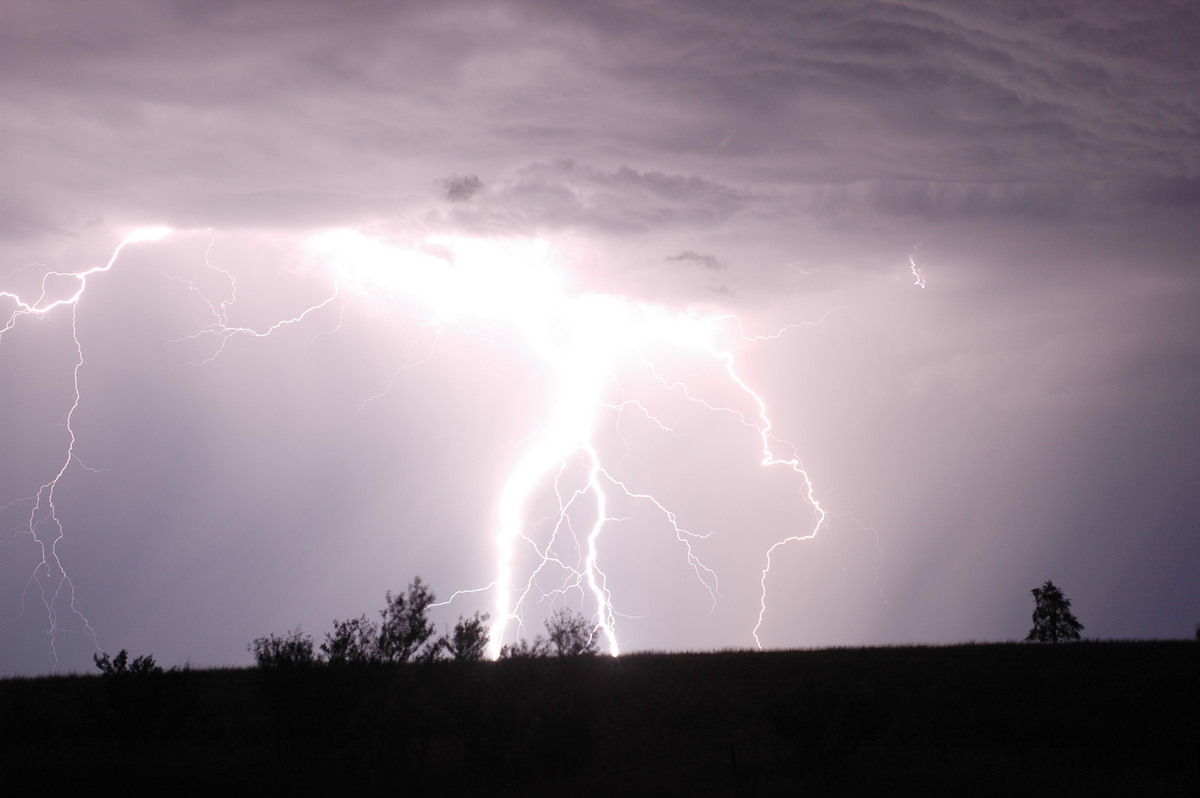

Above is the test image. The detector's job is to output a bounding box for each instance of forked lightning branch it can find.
[2,226,840,665]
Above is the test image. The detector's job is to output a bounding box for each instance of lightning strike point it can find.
[1,226,173,669]
[5,225,868,668]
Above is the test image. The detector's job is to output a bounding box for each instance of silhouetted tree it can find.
[545,607,599,656]
[379,576,439,662]
[499,634,551,659]
[92,648,195,741]
[94,649,163,675]
[442,612,491,662]
[249,626,317,667]
[321,614,381,665]
[1026,580,1083,643]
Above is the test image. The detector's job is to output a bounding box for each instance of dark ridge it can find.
[2,641,1194,795]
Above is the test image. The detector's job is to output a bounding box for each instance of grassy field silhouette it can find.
[2,641,1193,794]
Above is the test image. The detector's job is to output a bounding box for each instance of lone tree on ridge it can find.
[1025,580,1083,643]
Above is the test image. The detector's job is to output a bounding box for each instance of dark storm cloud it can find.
[441,175,484,202]
[1120,177,1200,209]
[512,0,1200,180]
[442,160,749,235]
[811,179,1091,222]
[2,0,1196,239]
[667,251,727,271]
[0,197,58,240]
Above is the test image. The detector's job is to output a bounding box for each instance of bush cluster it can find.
[249,576,600,668]
[94,649,163,675]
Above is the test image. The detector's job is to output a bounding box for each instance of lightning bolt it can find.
[306,230,841,656]
[5,225,862,667]
[908,248,926,289]
[1,227,170,667]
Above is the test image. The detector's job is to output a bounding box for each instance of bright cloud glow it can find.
[3,1,1197,676]
[308,230,834,657]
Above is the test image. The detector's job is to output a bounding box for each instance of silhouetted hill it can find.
[2,641,1194,795]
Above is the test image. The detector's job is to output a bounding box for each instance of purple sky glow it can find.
[2,0,1198,674]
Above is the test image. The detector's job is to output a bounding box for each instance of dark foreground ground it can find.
[1,642,1194,795]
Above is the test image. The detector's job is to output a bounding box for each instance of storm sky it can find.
[2,0,1198,674]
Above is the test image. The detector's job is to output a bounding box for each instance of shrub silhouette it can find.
[545,607,599,657]
[321,614,381,665]
[249,576,445,667]
[379,576,440,662]
[1025,580,1083,643]
[94,649,163,675]
[499,634,551,659]
[249,626,317,667]
[496,608,597,658]
[442,611,491,662]
[92,649,194,741]
[248,579,600,667]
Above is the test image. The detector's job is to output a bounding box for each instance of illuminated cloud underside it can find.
[2,1,1198,674]
[4,226,863,661]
